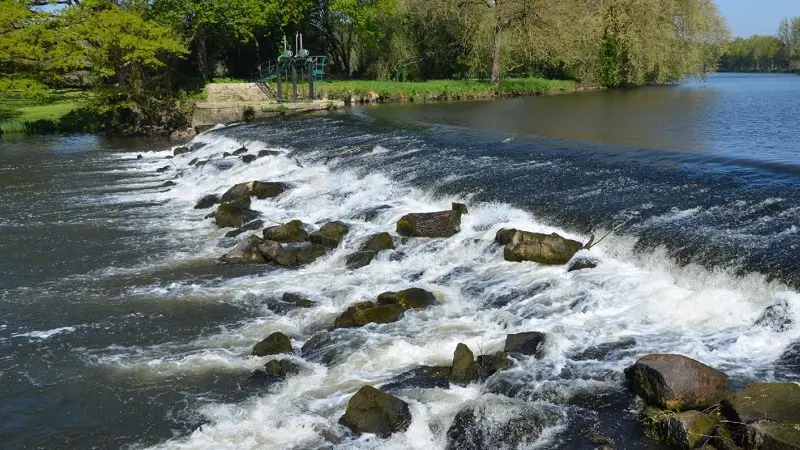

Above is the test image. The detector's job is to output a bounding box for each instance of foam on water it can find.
[79,128,800,449]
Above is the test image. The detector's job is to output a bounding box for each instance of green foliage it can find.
[0,90,83,133]
[720,19,800,73]
[242,105,256,122]
[320,78,576,101]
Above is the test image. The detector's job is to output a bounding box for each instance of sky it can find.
[718,0,800,37]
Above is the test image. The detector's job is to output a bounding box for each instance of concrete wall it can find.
[205,83,270,102]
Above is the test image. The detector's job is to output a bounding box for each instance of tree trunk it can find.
[195,23,208,81]
[491,23,502,86]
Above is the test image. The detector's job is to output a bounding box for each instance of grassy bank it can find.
[0,91,83,133]
[318,78,579,103]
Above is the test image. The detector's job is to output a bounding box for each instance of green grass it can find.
[0,90,84,133]
[318,77,578,102]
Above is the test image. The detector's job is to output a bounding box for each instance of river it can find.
[1,73,798,449]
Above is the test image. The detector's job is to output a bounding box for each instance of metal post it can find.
[308,59,314,100]
[276,61,282,101]
[292,63,298,102]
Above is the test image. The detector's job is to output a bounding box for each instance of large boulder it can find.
[721,382,800,448]
[215,197,258,228]
[339,385,412,438]
[451,343,478,386]
[396,210,461,238]
[504,332,547,358]
[173,146,191,156]
[220,181,290,202]
[264,359,301,379]
[309,221,350,248]
[625,354,730,411]
[257,240,327,267]
[498,229,583,265]
[377,288,437,311]
[346,232,395,270]
[476,351,512,380]
[220,235,267,264]
[263,220,310,243]
[252,332,293,356]
[334,301,403,328]
[643,409,718,450]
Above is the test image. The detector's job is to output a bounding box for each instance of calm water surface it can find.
[1,73,799,450]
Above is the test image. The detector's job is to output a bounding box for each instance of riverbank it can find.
[0,91,82,133]
[319,78,583,103]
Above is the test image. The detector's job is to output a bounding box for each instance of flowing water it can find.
[1,73,800,450]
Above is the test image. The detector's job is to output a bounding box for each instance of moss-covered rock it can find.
[334,301,377,328]
[257,240,327,267]
[377,288,437,311]
[309,221,350,248]
[173,146,190,156]
[495,228,518,246]
[282,293,315,308]
[338,385,412,438]
[219,235,266,264]
[215,197,258,228]
[504,332,547,358]
[353,304,404,326]
[195,194,220,209]
[450,343,478,385]
[264,359,301,379]
[477,351,512,380]
[502,230,584,265]
[241,154,256,164]
[745,421,800,450]
[263,220,310,243]
[362,232,395,252]
[625,354,730,411]
[452,202,469,215]
[722,382,800,425]
[220,181,290,202]
[232,146,248,155]
[396,210,461,238]
[662,410,718,449]
[252,332,292,356]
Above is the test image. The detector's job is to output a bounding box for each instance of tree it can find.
[0,0,51,98]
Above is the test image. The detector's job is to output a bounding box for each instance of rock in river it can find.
[309,221,349,248]
[252,332,293,356]
[339,385,412,438]
[220,181,290,202]
[334,301,404,328]
[625,354,730,411]
[498,228,583,265]
[346,232,395,269]
[194,194,220,209]
[215,197,258,228]
[450,343,478,386]
[263,220,310,243]
[396,210,461,238]
[257,240,327,267]
[721,382,800,448]
[504,332,547,358]
[219,235,266,264]
[377,288,437,311]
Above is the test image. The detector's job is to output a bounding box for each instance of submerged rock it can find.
[309,221,349,248]
[382,366,451,392]
[451,343,478,386]
[476,351,511,380]
[220,235,266,264]
[263,220,310,243]
[334,301,377,328]
[377,288,436,311]
[499,229,583,265]
[346,232,395,270]
[224,219,264,238]
[232,146,248,156]
[396,210,461,238]
[257,240,327,267]
[258,150,281,158]
[156,165,170,173]
[220,181,290,202]
[215,197,258,228]
[575,338,637,361]
[625,354,730,411]
[194,194,220,210]
[188,157,199,166]
[283,293,315,308]
[339,385,412,438]
[173,146,190,156]
[252,332,293,356]
[446,396,560,450]
[241,154,256,164]
[504,332,547,358]
[567,257,599,272]
[160,181,176,187]
[754,301,795,332]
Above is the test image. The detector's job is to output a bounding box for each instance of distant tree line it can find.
[719,17,800,72]
[1,0,730,131]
